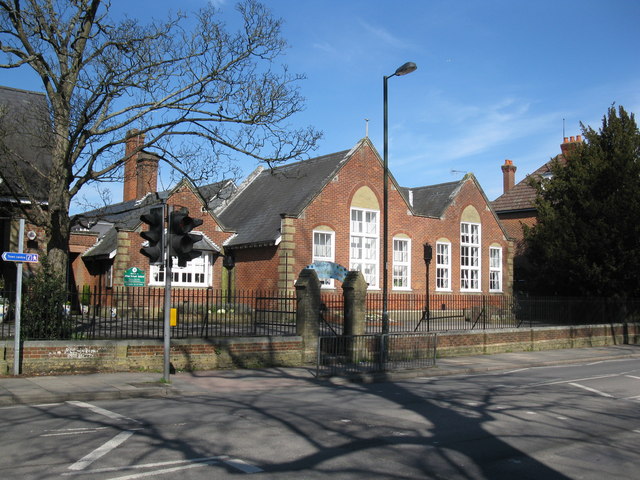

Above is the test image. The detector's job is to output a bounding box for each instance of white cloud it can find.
[357,19,413,50]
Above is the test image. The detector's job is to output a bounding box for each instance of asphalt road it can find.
[1,358,639,479]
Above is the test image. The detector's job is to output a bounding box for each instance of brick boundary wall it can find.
[1,323,638,375]
[1,337,304,375]
[436,323,640,357]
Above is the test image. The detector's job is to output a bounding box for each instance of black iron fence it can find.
[0,286,297,340]
[318,293,640,334]
[317,332,438,377]
[1,287,638,341]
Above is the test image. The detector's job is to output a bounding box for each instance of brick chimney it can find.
[123,129,158,202]
[560,134,583,158]
[501,159,517,194]
[135,151,159,200]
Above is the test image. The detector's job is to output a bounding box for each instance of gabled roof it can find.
[74,179,232,259]
[399,180,463,218]
[0,85,52,201]
[218,146,353,247]
[492,155,565,213]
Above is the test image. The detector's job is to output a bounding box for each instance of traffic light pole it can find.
[162,204,173,383]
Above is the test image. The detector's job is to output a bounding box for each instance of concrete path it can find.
[2,344,639,406]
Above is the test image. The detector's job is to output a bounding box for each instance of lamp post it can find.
[382,61,417,335]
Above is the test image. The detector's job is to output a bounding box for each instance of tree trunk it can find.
[46,121,73,282]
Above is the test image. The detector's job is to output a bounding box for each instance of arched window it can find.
[350,186,380,288]
[460,206,481,292]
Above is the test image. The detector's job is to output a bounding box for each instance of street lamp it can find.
[382,61,417,335]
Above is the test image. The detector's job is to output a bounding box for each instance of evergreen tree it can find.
[523,106,640,297]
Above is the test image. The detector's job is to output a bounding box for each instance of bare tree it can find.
[0,0,321,276]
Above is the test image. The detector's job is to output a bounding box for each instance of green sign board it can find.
[124,266,146,287]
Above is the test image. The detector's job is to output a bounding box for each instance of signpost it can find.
[1,252,39,263]
[0,219,40,375]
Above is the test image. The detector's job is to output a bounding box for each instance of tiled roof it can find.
[74,180,231,258]
[399,180,463,218]
[218,147,351,247]
[491,157,561,213]
[0,85,52,200]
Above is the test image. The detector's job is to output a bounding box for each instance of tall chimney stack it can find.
[501,159,517,194]
[560,134,583,158]
[124,129,144,202]
[123,129,159,202]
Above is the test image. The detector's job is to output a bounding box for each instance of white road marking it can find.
[67,401,139,423]
[501,368,530,374]
[625,375,640,380]
[530,373,620,387]
[62,455,263,476]
[62,457,228,475]
[41,426,110,437]
[223,458,264,473]
[569,382,614,398]
[68,430,135,471]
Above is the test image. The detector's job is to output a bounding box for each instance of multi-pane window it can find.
[392,238,410,290]
[460,222,481,291]
[313,230,335,287]
[436,241,451,291]
[350,208,379,288]
[489,246,502,292]
[150,253,212,287]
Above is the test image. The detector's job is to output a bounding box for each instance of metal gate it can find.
[317,332,437,377]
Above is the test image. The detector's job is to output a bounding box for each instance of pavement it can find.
[1,344,639,406]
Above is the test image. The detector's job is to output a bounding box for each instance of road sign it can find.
[1,252,39,263]
[123,266,146,287]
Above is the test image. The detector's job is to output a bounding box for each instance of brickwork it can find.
[2,323,638,375]
[70,140,510,295]
[1,337,304,374]
[281,141,511,295]
[70,180,235,290]
[436,323,640,357]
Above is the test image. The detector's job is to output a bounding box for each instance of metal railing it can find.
[1,286,638,341]
[0,286,297,340]
[317,332,438,377]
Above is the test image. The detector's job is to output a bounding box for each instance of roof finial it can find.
[365,118,369,138]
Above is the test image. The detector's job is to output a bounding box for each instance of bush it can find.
[21,257,72,339]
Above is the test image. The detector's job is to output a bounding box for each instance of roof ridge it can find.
[0,85,45,97]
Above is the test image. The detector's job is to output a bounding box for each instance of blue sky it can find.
[3,0,639,209]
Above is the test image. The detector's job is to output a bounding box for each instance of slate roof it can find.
[75,179,233,259]
[0,86,52,201]
[399,180,463,218]
[217,148,352,247]
[491,157,560,213]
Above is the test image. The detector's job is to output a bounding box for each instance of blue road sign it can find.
[1,252,39,263]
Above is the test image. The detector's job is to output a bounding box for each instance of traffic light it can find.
[140,206,165,264]
[169,207,203,267]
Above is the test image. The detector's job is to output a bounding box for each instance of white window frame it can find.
[312,229,335,288]
[350,207,379,288]
[392,237,411,290]
[435,241,451,291]
[460,222,481,292]
[150,252,213,287]
[489,246,502,292]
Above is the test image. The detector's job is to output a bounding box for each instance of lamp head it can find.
[394,62,417,76]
